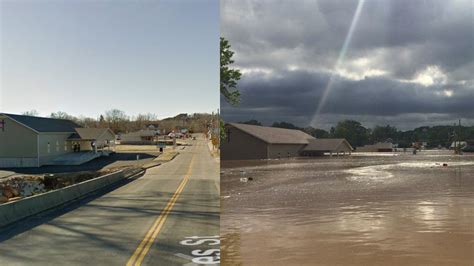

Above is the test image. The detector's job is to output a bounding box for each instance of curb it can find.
[153,152,179,162]
[141,151,180,170]
[142,162,161,169]
[207,141,220,163]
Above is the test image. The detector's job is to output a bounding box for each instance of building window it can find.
[64,141,68,151]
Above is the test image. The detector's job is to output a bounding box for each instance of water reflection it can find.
[221,231,243,266]
[221,151,474,265]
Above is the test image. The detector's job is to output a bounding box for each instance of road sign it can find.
[158,143,166,148]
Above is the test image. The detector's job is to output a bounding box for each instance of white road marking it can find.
[174,253,199,266]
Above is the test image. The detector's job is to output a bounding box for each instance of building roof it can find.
[1,113,81,133]
[302,138,353,152]
[121,129,158,137]
[362,142,393,149]
[228,123,314,144]
[68,128,114,140]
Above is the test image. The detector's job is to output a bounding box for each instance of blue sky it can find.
[0,0,219,119]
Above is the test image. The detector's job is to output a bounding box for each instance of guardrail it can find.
[0,170,128,228]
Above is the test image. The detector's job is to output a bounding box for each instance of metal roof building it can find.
[357,142,394,152]
[301,139,353,156]
[221,123,352,160]
[0,113,115,168]
[120,129,160,144]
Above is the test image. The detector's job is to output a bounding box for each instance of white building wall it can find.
[38,133,74,165]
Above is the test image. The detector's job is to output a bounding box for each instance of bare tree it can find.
[50,111,75,120]
[131,113,158,131]
[22,110,39,116]
[104,109,129,133]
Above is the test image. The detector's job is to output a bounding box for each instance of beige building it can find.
[357,142,393,152]
[301,138,353,156]
[221,123,353,160]
[0,113,115,168]
[120,129,159,145]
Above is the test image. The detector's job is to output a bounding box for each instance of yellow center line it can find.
[126,155,195,266]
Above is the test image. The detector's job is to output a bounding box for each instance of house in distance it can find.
[0,113,115,168]
[221,123,353,160]
[120,129,160,145]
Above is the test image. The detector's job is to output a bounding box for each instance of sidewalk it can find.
[207,141,220,163]
[142,150,179,169]
[0,171,15,179]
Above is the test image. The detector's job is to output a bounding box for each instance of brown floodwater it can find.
[221,151,474,265]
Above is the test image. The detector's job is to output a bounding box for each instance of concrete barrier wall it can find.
[120,140,155,145]
[0,170,125,228]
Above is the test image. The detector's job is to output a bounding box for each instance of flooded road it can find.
[221,151,474,265]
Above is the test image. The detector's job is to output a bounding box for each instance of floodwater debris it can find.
[221,150,474,265]
[239,177,254,183]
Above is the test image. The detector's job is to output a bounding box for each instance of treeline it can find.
[240,119,474,148]
[22,109,216,134]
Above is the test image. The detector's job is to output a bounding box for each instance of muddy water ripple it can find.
[221,151,474,265]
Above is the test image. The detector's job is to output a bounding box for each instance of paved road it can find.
[0,135,220,265]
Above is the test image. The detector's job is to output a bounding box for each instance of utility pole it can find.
[453,122,457,154]
[459,119,462,155]
[453,119,462,155]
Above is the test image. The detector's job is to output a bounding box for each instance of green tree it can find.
[372,125,398,143]
[304,127,329,138]
[220,37,242,106]
[240,119,262,126]
[220,119,226,142]
[272,121,299,129]
[333,120,370,147]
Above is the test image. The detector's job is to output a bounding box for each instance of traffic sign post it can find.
[157,142,166,153]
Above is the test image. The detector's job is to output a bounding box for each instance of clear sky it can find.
[0,0,219,119]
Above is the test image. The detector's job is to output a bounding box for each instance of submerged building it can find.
[0,113,115,168]
[221,123,353,160]
[357,142,394,152]
[462,140,474,152]
[301,138,353,156]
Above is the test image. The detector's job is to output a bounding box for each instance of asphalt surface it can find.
[0,135,220,265]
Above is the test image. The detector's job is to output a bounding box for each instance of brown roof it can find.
[228,123,314,144]
[68,128,114,140]
[121,129,158,137]
[303,138,353,152]
[358,142,393,150]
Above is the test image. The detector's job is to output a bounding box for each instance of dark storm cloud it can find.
[222,70,474,129]
[221,0,474,128]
